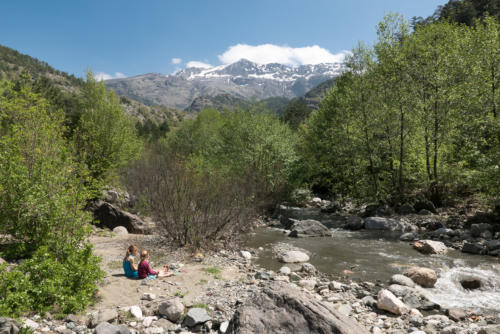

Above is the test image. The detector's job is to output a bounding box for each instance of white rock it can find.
[372,326,383,334]
[279,250,310,263]
[112,226,128,235]
[23,319,39,330]
[377,289,409,315]
[143,316,157,327]
[273,275,290,282]
[142,293,156,301]
[298,279,316,290]
[219,321,229,333]
[410,308,423,317]
[240,251,252,260]
[413,240,448,255]
[130,305,143,319]
[279,266,291,275]
[329,281,344,291]
[143,327,164,334]
[55,326,67,333]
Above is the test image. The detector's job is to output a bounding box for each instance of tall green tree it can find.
[74,71,141,182]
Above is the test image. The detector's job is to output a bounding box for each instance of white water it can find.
[417,260,500,310]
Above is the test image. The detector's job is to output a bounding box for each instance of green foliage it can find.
[0,84,92,257]
[136,118,170,141]
[168,108,298,204]
[204,267,221,275]
[0,245,104,317]
[74,71,141,181]
[282,99,313,130]
[300,14,500,203]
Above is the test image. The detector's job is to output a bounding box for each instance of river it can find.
[245,227,500,311]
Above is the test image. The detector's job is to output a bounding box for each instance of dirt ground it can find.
[90,234,243,311]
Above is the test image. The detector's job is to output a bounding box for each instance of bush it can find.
[0,245,104,317]
[0,84,92,257]
[125,146,255,248]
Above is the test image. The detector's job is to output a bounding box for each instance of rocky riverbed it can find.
[2,194,499,334]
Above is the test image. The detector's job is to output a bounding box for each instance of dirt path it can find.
[90,234,243,310]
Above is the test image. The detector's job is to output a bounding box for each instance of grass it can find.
[197,279,208,285]
[192,303,209,310]
[204,267,221,275]
[173,290,188,298]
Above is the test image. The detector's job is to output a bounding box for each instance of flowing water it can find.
[245,227,500,311]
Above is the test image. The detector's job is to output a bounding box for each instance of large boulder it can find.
[0,317,20,334]
[413,240,448,255]
[403,267,438,288]
[462,242,487,255]
[91,201,154,234]
[288,219,332,237]
[471,223,492,238]
[414,200,436,214]
[387,285,439,311]
[364,217,412,232]
[397,203,416,215]
[158,298,184,323]
[377,289,409,315]
[390,274,415,288]
[344,216,364,230]
[89,309,119,328]
[183,308,211,328]
[227,282,369,334]
[278,250,310,263]
[279,206,323,226]
[95,322,130,334]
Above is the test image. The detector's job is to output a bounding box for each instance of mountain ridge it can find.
[105,59,342,110]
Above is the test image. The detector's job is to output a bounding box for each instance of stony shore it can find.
[2,194,499,334]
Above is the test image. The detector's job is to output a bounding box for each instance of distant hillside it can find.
[185,93,289,114]
[0,44,183,125]
[282,78,336,129]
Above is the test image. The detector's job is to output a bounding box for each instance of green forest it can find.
[0,0,499,318]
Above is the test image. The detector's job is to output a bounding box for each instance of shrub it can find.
[0,245,104,317]
[125,146,255,248]
[0,84,92,257]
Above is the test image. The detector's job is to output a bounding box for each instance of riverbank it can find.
[4,223,498,334]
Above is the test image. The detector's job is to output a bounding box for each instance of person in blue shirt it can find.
[123,245,139,278]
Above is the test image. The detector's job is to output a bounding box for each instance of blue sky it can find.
[0,0,446,79]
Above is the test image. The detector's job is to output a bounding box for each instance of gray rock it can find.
[462,242,487,255]
[361,296,377,307]
[430,228,454,237]
[95,322,130,334]
[0,317,20,334]
[471,223,492,238]
[240,251,252,260]
[400,232,417,241]
[390,275,415,288]
[447,308,466,321]
[398,203,415,215]
[91,201,154,234]
[418,209,432,215]
[301,263,317,275]
[460,278,481,290]
[377,289,409,315]
[64,315,79,323]
[288,219,332,237]
[227,282,369,333]
[344,216,364,230]
[487,240,500,251]
[158,298,184,323]
[479,325,500,334]
[364,217,412,232]
[414,200,436,213]
[89,309,118,328]
[279,206,324,227]
[183,308,211,328]
[112,226,128,235]
[278,250,310,263]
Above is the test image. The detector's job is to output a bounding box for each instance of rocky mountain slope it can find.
[0,44,183,124]
[105,59,342,110]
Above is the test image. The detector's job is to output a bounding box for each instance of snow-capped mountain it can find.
[105,59,342,110]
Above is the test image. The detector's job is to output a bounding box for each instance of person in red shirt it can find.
[138,250,172,279]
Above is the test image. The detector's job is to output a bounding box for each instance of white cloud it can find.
[95,72,126,81]
[186,61,212,69]
[218,43,349,66]
[171,58,182,64]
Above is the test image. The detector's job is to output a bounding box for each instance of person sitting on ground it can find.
[138,250,172,279]
[123,245,139,278]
